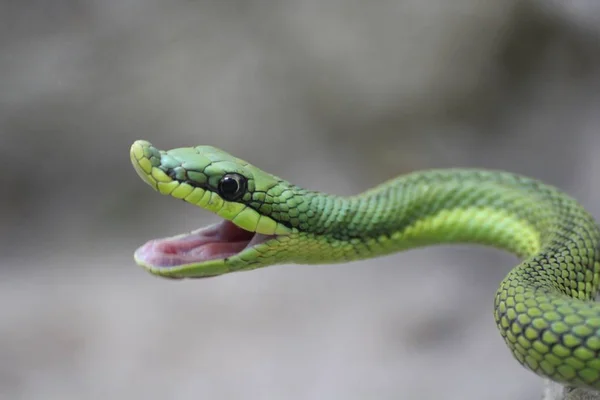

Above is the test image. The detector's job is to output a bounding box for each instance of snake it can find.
[130,139,600,390]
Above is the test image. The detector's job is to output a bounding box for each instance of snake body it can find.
[131,140,600,390]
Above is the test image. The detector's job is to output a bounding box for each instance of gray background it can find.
[2,1,600,399]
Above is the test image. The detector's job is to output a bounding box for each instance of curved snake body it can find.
[130,140,600,389]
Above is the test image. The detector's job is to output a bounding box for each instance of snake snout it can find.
[130,140,165,190]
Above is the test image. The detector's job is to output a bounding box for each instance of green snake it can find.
[130,139,600,390]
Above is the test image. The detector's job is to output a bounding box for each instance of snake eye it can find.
[218,173,247,201]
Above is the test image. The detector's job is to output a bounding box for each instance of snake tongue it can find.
[135,220,257,268]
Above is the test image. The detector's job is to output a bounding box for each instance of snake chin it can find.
[134,220,273,268]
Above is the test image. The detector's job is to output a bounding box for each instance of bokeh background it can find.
[2,1,600,399]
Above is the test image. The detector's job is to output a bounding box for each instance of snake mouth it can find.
[130,140,296,278]
[134,220,274,270]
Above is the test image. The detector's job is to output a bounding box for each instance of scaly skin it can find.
[130,140,600,390]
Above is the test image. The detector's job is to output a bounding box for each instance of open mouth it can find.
[135,220,274,268]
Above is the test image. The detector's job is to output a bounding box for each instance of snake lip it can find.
[134,220,273,269]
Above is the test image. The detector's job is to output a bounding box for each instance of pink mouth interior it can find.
[135,220,270,268]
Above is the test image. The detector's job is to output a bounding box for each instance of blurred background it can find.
[2,1,600,399]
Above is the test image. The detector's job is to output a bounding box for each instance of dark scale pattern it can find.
[254,185,321,230]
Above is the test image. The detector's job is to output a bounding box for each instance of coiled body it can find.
[349,170,600,389]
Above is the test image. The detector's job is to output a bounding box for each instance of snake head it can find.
[130,140,312,278]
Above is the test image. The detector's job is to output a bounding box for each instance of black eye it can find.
[218,173,247,201]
